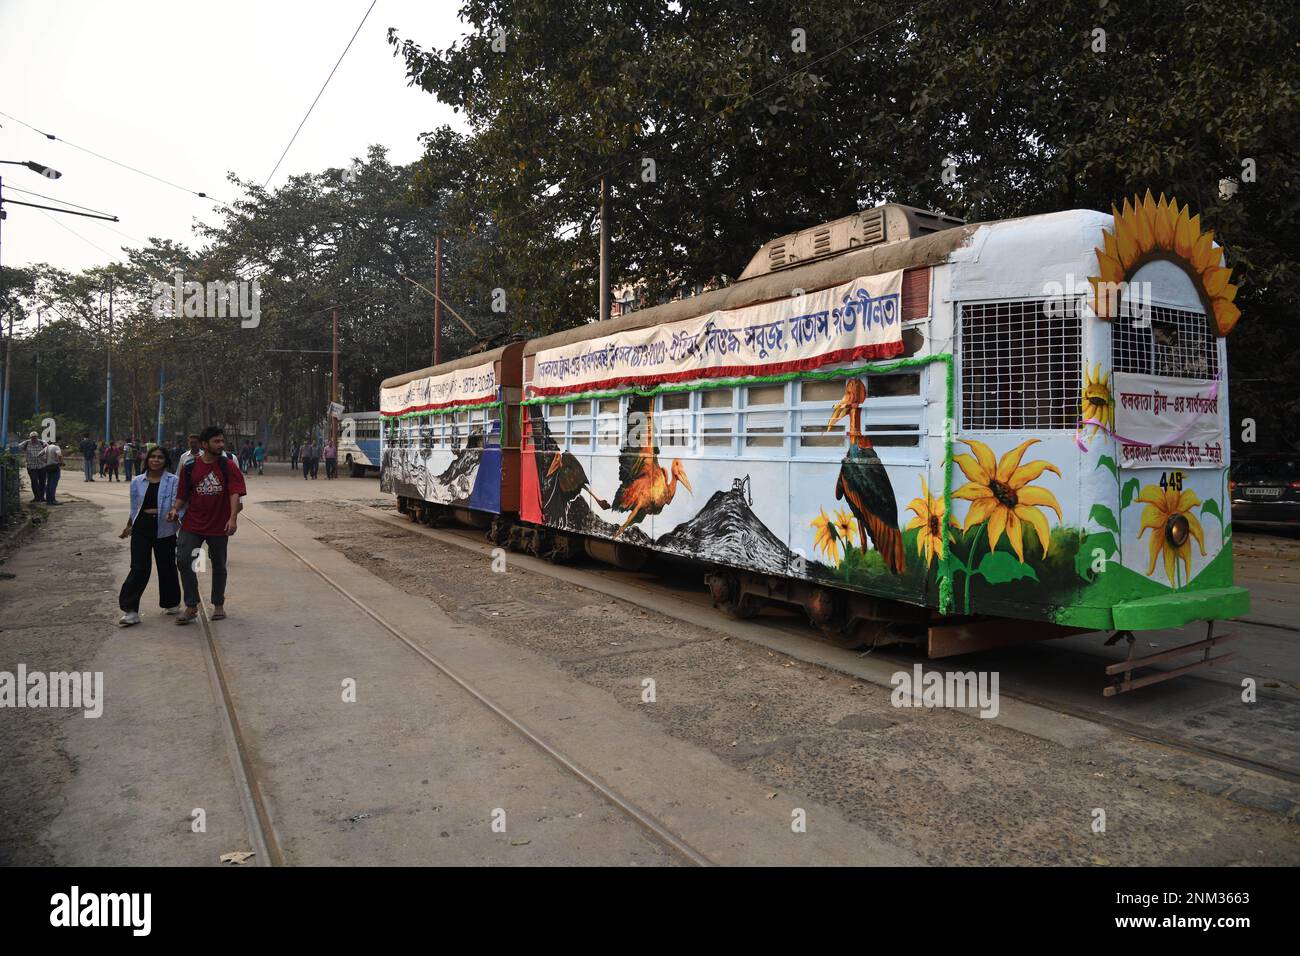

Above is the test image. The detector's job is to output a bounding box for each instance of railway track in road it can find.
[355,505,1300,792]
[226,512,714,867]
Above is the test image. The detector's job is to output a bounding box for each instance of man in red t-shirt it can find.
[166,425,247,624]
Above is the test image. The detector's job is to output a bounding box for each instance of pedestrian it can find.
[17,431,47,502]
[300,437,316,481]
[177,434,201,472]
[98,441,107,477]
[118,445,182,626]
[242,440,255,472]
[105,441,121,481]
[167,425,246,625]
[290,438,299,473]
[78,433,97,482]
[42,439,63,505]
[253,441,266,475]
[169,437,186,473]
[135,441,148,477]
[122,437,136,481]
[323,438,337,479]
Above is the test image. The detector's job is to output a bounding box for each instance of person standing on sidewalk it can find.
[41,440,63,505]
[167,425,246,625]
[79,433,97,482]
[253,441,266,475]
[117,445,182,626]
[300,437,316,481]
[290,438,300,473]
[322,439,337,479]
[17,431,47,502]
[104,441,121,481]
[122,438,136,481]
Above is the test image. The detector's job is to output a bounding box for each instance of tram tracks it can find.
[355,505,1300,791]
[224,512,714,867]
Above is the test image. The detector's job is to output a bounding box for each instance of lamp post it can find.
[0,159,63,446]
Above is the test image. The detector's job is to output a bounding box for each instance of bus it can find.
[339,410,381,477]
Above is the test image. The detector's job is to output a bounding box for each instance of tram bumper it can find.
[1111,586,1251,631]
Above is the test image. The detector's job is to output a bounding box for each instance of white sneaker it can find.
[118,611,141,627]
[164,606,180,615]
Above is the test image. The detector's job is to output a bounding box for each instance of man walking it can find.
[290,438,299,473]
[253,441,266,475]
[167,425,246,625]
[122,437,136,481]
[42,440,63,504]
[79,433,97,482]
[301,436,316,481]
[177,433,201,472]
[17,431,47,502]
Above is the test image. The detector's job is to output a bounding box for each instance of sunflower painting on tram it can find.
[1080,363,1114,443]
[954,438,1063,563]
[1136,483,1208,588]
[905,476,957,570]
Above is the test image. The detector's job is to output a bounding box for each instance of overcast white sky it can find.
[0,0,469,275]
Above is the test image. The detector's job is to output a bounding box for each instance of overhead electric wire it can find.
[0,108,231,207]
[2,184,119,220]
[262,0,378,189]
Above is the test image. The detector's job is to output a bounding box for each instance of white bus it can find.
[339,410,381,477]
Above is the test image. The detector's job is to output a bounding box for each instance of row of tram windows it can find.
[540,373,926,463]
[385,407,501,450]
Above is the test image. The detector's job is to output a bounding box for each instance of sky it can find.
[0,0,469,278]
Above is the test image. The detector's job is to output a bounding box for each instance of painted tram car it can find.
[382,196,1248,690]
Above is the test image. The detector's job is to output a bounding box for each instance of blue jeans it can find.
[124,459,134,480]
[44,466,60,503]
[83,457,94,480]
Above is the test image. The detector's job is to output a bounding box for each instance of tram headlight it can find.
[1165,514,1190,548]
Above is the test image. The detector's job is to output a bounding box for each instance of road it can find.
[1,462,1296,865]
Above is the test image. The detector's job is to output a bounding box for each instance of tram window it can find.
[745,411,785,448]
[800,423,844,448]
[868,373,920,397]
[701,388,733,408]
[660,392,690,411]
[701,414,735,447]
[1113,304,1218,379]
[961,299,1081,430]
[544,403,565,418]
[597,399,620,415]
[569,422,591,447]
[800,380,844,403]
[746,384,785,406]
[865,424,921,447]
[596,418,620,446]
[659,392,692,448]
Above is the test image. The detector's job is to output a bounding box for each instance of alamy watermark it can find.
[891,664,1000,718]
[151,270,260,328]
[0,665,103,718]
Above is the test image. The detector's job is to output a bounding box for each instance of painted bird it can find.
[545,449,609,511]
[826,378,906,574]
[609,405,692,536]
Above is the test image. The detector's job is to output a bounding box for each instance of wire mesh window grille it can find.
[961,299,1081,431]
[1113,304,1218,379]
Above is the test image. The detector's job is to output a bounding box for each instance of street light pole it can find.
[104,277,113,443]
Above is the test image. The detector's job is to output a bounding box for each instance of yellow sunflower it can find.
[1136,485,1207,587]
[904,476,958,569]
[833,507,857,548]
[1090,190,1240,335]
[954,439,1062,562]
[812,506,841,564]
[1080,363,1114,441]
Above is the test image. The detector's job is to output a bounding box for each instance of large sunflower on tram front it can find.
[1080,363,1114,442]
[1136,485,1207,587]
[954,439,1062,563]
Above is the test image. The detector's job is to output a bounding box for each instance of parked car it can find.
[1231,453,1300,527]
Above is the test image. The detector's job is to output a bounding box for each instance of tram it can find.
[382,195,1248,688]
[338,410,382,477]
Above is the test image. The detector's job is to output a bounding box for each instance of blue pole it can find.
[103,278,112,443]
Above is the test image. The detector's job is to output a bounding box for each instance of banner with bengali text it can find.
[381,360,497,416]
[1113,372,1224,469]
[529,271,905,395]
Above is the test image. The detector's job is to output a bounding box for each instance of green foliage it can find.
[1075,531,1119,583]
[973,550,1039,585]
[1201,497,1224,527]
[1088,503,1120,535]
[1121,477,1140,510]
[1096,455,1119,481]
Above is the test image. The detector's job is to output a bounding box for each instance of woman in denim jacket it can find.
[118,445,184,626]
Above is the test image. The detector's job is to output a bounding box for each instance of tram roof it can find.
[380,342,522,390]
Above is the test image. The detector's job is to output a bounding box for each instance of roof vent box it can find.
[739,204,964,280]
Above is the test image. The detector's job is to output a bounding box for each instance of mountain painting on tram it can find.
[381,423,502,513]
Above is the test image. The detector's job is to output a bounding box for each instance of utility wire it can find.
[0,108,231,207]
[263,0,378,188]
[2,184,118,220]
